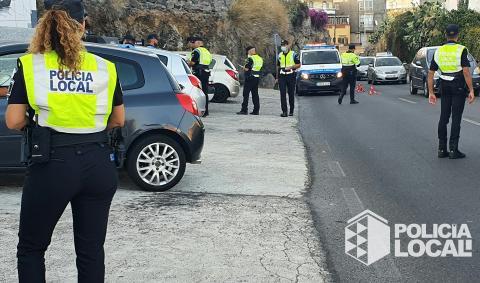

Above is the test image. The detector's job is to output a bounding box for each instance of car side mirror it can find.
[179,84,185,90]
[415,61,421,66]
[368,63,373,67]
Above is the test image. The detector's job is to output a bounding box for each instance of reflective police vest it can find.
[434,43,466,74]
[19,51,117,134]
[193,46,212,67]
[249,54,264,77]
[341,52,360,67]
[278,51,296,69]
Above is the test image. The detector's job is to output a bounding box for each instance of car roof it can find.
[173,50,226,59]
[134,46,185,59]
[375,56,400,59]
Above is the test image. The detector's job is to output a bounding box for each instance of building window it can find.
[358,0,373,11]
[359,14,374,29]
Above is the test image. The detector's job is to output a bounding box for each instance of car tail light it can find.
[188,74,202,89]
[176,93,199,116]
[226,69,239,81]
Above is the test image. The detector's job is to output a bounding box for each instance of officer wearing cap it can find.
[428,24,475,159]
[146,33,159,48]
[277,39,301,117]
[121,34,136,48]
[187,36,212,117]
[237,46,263,115]
[339,44,360,104]
[5,0,125,281]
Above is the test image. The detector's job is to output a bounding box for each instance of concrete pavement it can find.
[0,88,330,282]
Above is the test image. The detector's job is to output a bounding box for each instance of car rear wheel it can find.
[410,80,418,95]
[127,134,186,192]
[211,84,230,103]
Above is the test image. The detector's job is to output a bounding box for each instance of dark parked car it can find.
[0,42,204,191]
[409,46,480,97]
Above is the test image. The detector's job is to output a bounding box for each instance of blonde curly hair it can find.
[28,10,85,72]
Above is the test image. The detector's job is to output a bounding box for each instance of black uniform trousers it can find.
[279,73,296,114]
[241,76,260,113]
[17,143,117,283]
[438,80,467,144]
[194,68,210,115]
[341,66,357,101]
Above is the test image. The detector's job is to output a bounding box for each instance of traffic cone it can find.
[369,84,379,96]
[355,83,365,94]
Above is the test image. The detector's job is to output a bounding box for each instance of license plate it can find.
[386,75,397,78]
[316,82,330,86]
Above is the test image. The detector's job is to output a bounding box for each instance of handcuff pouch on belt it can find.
[22,114,51,165]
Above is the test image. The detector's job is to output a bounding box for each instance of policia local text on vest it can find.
[427,24,475,159]
[277,40,301,117]
[5,0,125,282]
[187,36,212,117]
[238,46,263,115]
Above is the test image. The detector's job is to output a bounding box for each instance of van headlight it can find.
[300,73,309,80]
[337,72,343,78]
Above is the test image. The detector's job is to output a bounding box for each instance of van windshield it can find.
[302,50,339,65]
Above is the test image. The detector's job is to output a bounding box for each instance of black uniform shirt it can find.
[244,57,253,78]
[8,59,123,107]
[429,41,470,73]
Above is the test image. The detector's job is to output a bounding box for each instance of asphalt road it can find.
[299,82,480,283]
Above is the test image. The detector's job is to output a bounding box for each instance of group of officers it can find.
[3,0,476,280]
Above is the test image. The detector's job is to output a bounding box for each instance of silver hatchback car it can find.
[176,52,240,103]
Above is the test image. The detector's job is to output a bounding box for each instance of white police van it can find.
[296,44,343,96]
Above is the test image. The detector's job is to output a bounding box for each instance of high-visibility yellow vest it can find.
[193,46,212,66]
[19,51,117,134]
[278,51,296,69]
[434,43,466,73]
[341,52,360,66]
[249,54,263,77]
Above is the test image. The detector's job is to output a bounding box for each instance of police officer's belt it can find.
[280,70,294,75]
[51,131,109,147]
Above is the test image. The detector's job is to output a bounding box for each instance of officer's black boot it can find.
[438,139,448,158]
[338,94,344,105]
[449,139,466,159]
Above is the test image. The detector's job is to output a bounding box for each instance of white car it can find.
[176,52,240,103]
[135,46,207,114]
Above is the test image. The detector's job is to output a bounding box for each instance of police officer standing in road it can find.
[237,46,263,115]
[339,44,360,105]
[188,36,212,117]
[428,24,475,159]
[5,0,125,282]
[277,40,301,117]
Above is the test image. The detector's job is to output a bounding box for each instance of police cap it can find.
[348,44,356,50]
[246,46,255,53]
[446,24,459,37]
[281,40,289,46]
[44,0,85,23]
[147,34,158,41]
[123,34,135,42]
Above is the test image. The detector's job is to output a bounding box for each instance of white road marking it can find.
[341,188,402,279]
[398,98,417,104]
[328,161,346,177]
[463,118,480,126]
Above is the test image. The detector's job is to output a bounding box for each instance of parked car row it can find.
[0,42,206,192]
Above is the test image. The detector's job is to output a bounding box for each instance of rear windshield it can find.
[224,58,235,70]
[302,50,340,65]
[360,57,374,66]
[375,57,402,67]
[181,59,192,74]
